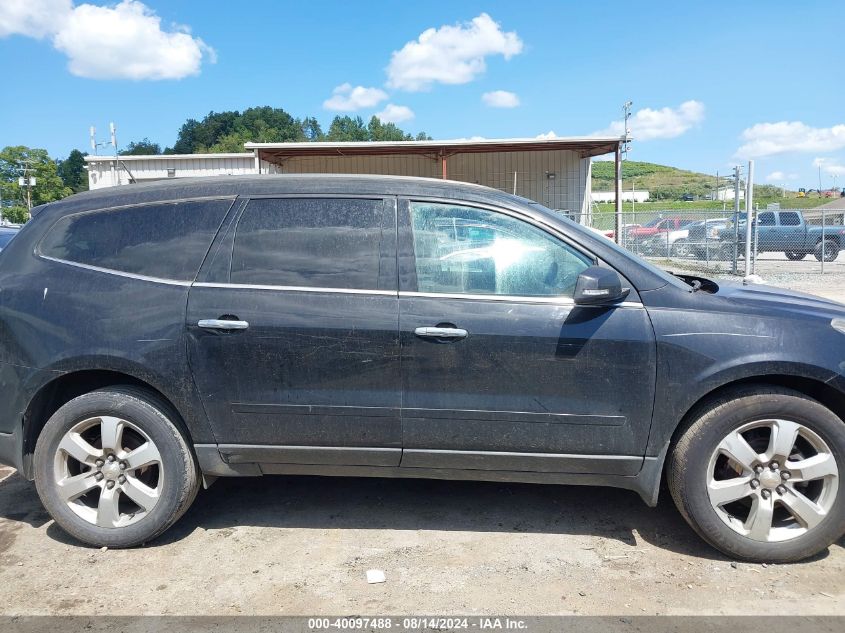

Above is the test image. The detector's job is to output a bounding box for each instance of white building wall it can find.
[86,154,257,190]
[85,148,594,221]
[263,149,591,220]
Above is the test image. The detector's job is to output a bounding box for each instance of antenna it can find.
[90,126,97,154]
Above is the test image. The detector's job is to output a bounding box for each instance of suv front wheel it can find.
[668,386,845,562]
[34,386,200,548]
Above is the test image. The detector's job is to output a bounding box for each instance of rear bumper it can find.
[0,360,60,477]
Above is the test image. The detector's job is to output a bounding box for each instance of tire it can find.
[814,239,839,262]
[668,385,845,563]
[672,239,690,258]
[34,386,200,548]
[785,251,806,261]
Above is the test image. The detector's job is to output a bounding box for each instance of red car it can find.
[626,217,694,242]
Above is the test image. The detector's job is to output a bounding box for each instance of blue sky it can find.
[1,0,844,187]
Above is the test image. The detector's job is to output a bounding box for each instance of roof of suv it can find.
[34,174,523,218]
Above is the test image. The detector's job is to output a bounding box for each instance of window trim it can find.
[228,195,395,291]
[35,196,236,282]
[401,196,599,300]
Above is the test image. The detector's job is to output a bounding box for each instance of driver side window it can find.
[410,202,593,297]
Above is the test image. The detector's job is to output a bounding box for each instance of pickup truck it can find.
[721,209,845,262]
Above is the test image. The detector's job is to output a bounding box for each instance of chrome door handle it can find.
[414,326,468,339]
[198,319,249,330]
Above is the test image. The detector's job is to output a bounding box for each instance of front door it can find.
[398,200,656,475]
[187,196,401,467]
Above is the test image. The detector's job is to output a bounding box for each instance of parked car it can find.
[684,218,731,259]
[640,218,728,258]
[721,210,845,262]
[0,226,19,251]
[625,216,696,243]
[1,175,845,562]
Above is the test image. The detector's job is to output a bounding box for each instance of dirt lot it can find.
[1,277,844,617]
[0,467,843,616]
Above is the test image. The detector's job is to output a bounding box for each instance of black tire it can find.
[785,251,806,261]
[814,239,839,262]
[34,386,200,548]
[672,239,690,258]
[667,385,845,563]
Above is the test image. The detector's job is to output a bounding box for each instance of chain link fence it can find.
[589,205,845,282]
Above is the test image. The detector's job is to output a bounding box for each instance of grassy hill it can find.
[589,160,831,221]
[592,160,743,201]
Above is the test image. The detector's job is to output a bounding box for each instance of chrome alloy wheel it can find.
[707,419,839,542]
[53,416,163,528]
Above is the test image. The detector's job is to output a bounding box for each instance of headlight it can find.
[832,318,845,335]
[707,228,720,238]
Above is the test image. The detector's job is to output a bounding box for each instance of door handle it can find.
[414,326,468,339]
[198,318,249,331]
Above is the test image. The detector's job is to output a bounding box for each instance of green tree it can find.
[1,206,29,224]
[326,116,370,141]
[57,149,89,193]
[165,107,430,151]
[302,117,324,141]
[121,138,162,155]
[0,146,72,216]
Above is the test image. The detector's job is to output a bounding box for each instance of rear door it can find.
[756,211,777,251]
[777,211,804,251]
[186,195,401,467]
[397,199,656,475]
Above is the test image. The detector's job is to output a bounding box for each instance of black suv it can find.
[1,175,844,562]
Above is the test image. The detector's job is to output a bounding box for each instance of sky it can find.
[1,0,844,188]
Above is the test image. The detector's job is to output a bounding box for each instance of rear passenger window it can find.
[231,198,386,289]
[780,212,801,226]
[39,200,231,281]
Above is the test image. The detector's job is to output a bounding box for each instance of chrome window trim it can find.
[399,290,643,308]
[192,281,397,296]
[186,282,642,307]
[38,255,193,287]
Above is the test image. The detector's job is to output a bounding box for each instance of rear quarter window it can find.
[38,199,232,281]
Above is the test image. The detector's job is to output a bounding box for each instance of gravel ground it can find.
[0,467,843,616]
[1,275,844,616]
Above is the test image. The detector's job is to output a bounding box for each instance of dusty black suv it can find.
[1,175,844,562]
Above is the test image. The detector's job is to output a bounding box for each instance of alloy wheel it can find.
[53,416,163,528]
[706,419,839,542]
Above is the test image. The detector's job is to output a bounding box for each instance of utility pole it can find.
[732,165,741,275]
[744,160,755,280]
[615,101,632,245]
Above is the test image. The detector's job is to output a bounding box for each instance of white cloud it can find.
[482,90,520,108]
[323,83,389,111]
[594,100,705,141]
[536,131,558,140]
[0,0,70,38]
[386,13,523,91]
[766,171,799,182]
[0,0,215,80]
[813,157,845,177]
[737,121,845,158]
[375,104,415,124]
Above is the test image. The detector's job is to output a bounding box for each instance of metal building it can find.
[85,136,624,221]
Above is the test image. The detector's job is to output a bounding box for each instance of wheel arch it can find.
[657,374,845,487]
[20,368,195,480]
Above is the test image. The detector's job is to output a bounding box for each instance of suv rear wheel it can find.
[34,386,200,548]
[668,386,845,562]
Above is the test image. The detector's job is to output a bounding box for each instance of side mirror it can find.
[573,266,631,306]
